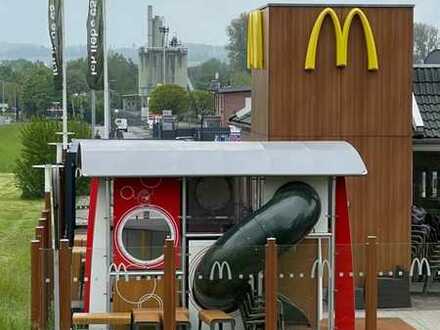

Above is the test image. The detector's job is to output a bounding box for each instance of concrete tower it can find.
[138,5,189,98]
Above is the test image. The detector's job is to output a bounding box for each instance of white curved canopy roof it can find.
[74,140,367,177]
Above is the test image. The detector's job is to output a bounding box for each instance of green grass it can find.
[0,174,42,329]
[0,123,23,173]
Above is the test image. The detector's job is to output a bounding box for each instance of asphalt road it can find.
[122,125,151,140]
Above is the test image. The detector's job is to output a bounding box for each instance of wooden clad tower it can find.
[251,4,413,274]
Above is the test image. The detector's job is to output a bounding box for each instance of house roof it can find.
[425,49,440,65]
[229,98,252,127]
[216,87,252,94]
[413,65,440,139]
[74,140,367,177]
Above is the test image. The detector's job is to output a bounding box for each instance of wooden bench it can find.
[132,308,161,330]
[133,307,191,329]
[198,310,235,330]
[174,308,191,329]
[72,312,131,328]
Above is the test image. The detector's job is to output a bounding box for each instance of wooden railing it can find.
[30,207,72,330]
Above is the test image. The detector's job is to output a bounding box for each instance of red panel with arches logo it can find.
[113,178,181,270]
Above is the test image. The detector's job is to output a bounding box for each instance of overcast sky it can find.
[0,0,439,47]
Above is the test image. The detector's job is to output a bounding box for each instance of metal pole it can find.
[103,0,110,139]
[91,89,96,138]
[48,166,61,330]
[181,177,187,306]
[61,0,68,149]
[316,237,323,330]
[328,177,336,330]
[163,42,166,84]
[105,177,112,313]
[2,80,4,111]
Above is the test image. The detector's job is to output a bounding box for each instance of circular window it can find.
[117,206,175,266]
[195,177,232,211]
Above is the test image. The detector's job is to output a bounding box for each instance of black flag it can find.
[48,0,63,90]
[87,0,104,90]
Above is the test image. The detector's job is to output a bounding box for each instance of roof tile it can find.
[413,66,440,138]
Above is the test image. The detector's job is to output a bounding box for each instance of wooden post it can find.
[265,238,278,330]
[42,209,52,246]
[31,240,41,330]
[59,239,72,330]
[39,233,48,330]
[365,236,378,330]
[42,210,54,301]
[35,226,44,242]
[38,217,46,229]
[163,239,176,330]
[44,192,51,211]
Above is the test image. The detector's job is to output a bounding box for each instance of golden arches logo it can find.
[247,10,264,70]
[305,8,379,71]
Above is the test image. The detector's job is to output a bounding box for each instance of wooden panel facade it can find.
[251,8,270,140]
[251,4,413,273]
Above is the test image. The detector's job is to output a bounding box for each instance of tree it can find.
[108,52,138,95]
[67,58,89,95]
[188,58,231,90]
[20,64,57,117]
[149,84,190,117]
[14,119,91,198]
[188,90,215,118]
[226,13,249,72]
[414,23,440,64]
[230,71,251,87]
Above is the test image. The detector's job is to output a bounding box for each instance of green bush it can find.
[14,119,91,199]
[149,84,190,118]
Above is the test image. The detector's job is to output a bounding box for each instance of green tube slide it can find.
[192,181,321,322]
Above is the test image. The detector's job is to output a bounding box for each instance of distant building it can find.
[214,87,251,126]
[138,6,189,99]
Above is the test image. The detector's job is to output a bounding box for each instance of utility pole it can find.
[159,25,169,84]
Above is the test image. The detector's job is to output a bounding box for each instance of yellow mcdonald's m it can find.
[305,8,379,71]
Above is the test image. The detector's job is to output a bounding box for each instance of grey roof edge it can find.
[413,138,440,145]
[75,140,367,178]
[216,87,252,94]
[258,2,414,10]
[414,64,440,68]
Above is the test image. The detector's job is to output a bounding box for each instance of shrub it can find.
[149,84,190,118]
[14,119,91,199]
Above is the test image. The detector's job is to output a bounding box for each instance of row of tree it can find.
[0,53,138,120]
[188,19,440,92]
[0,53,216,122]
[1,14,438,121]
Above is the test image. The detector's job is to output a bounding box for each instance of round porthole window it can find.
[117,206,176,267]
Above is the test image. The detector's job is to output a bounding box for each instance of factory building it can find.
[138,5,189,98]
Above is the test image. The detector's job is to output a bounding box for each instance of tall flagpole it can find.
[103,0,110,139]
[91,89,96,138]
[61,0,68,149]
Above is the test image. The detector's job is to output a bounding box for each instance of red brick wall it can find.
[215,91,251,126]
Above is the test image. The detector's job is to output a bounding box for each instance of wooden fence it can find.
[30,205,72,330]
